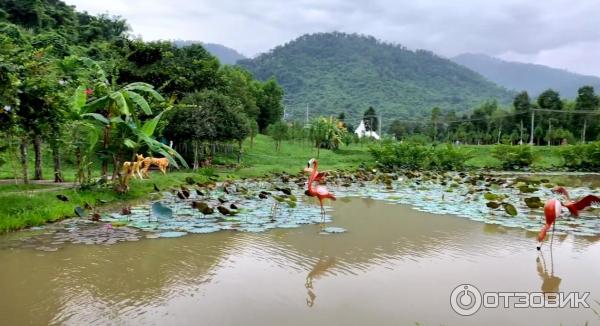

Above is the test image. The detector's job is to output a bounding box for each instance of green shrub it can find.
[431,145,473,171]
[559,141,600,170]
[370,142,471,171]
[491,145,534,170]
[559,145,586,170]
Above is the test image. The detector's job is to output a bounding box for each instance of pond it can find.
[0,175,600,325]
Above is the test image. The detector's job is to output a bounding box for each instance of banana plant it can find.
[74,57,166,179]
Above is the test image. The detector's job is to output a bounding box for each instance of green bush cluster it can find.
[559,142,600,170]
[491,145,534,170]
[369,142,472,171]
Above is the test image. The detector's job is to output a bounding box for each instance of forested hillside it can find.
[238,32,515,122]
[452,53,600,98]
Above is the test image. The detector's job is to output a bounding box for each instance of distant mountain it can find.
[452,53,600,98]
[172,40,246,65]
[238,32,514,122]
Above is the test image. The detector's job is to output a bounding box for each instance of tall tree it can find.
[256,78,283,131]
[537,89,562,111]
[574,86,599,142]
[363,106,378,132]
[513,91,531,142]
[430,107,442,142]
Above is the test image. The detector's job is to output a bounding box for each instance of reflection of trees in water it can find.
[0,232,237,325]
[305,256,336,307]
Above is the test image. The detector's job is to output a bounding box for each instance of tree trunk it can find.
[20,138,29,184]
[237,140,243,164]
[193,141,199,171]
[33,134,43,180]
[51,142,64,183]
[75,147,83,184]
[111,155,120,184]
[101,125,110,180]
[497,126,502,144]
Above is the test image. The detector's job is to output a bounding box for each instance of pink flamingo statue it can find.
[304,158,336,222]
[537,186,600,250]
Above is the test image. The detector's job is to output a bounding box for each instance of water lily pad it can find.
[486,201,501,209]
[321,227,347,234]
[484,193,502,201]
[152,202,173,219]
[158,231,187,238]
[188,226,220,234]
[110,221,127,227]
[502,203,518,216]
[74,206,85,218]
[524,197,543,209]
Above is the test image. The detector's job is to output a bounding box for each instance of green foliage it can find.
[559,142,600,170]
[369,142,471,171]
[491,145,534,169]
[309,116,346,152]
[537,89,562,111]
[239,32,514,122]
[176,90,250,143]
[255,78,284,131]
[363,106,378,132]
[267,121,288,151]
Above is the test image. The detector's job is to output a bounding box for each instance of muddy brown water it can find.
[1,197,600,325]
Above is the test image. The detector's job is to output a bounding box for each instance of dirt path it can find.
[0,179,76,195]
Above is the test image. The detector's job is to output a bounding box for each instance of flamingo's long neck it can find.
[308,161,318,192]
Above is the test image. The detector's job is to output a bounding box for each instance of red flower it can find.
[85,88,94,96]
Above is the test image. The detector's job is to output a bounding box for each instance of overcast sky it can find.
[65,0,600,77]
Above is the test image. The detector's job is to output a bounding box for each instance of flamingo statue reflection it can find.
[537,186,600,250]
[304,158,336,222]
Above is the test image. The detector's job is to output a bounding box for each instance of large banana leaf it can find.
[125,90,152,115]
[79,57,107,83]
[81,113,109,125]
[109,91,129,116]
[71,85,87,113]
[123,83,164,102]
[140,107,170,137]
[82,96,109,113]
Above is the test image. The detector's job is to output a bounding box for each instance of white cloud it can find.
[64,0,600,76]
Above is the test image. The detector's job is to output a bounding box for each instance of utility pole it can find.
[582,118,587,144]
[547,119,552,146]
[529,111,535,145]
[305,104,309,126]
[378,113,382,137]
[519,120,524,144]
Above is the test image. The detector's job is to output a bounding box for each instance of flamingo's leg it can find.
[320,201,325,224]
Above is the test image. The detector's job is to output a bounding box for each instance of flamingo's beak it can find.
[304,167,313,173]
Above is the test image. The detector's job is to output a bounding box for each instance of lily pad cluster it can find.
[6,170,600,251]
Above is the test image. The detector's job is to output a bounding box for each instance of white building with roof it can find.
[354,120,380,140]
